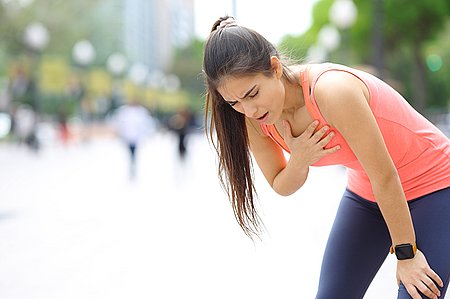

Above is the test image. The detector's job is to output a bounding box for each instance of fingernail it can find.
[313,120,319,126]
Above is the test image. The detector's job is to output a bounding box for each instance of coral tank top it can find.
[260,63,450,202]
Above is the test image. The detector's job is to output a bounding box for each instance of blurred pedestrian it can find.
[112,98,155,179]
[202,16,450,299]
[12,104,39,151]
[168,107,193,161]
[57,110,70,146]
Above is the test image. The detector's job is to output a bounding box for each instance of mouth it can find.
[256,112,269,123]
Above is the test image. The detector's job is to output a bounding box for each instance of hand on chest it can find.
[275,106,315,138]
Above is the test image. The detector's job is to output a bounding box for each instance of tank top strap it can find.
[300,69,317,119]
[303,63,355,129]
[300,67,330,127]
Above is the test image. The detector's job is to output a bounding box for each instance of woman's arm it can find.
[314,70,442,299]
[245,118,296,195]
[246,118,337,196]
[315,71,415,246]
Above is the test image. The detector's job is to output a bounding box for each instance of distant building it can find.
[122,0,195,72]
[88,0,126,62]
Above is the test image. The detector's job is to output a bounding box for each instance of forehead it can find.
[217,74,262,98]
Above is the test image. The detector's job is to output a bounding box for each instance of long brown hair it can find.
[202,16,295,238]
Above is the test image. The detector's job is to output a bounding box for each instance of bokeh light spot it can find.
[426,54,443,72]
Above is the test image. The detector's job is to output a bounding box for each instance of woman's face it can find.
[217,61,285,125]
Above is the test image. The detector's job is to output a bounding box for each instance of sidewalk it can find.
[0,132,428,298]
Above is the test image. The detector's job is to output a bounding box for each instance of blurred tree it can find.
[381,0,450,112]
[0,0,124,116]
[0,0,109,63]
[169,38,205,112]
[279,0,450,112]
[423,23,450,110]
[279,0,333,61]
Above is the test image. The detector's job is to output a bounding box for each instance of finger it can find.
[322,145,340,155]
[311,126,330,143]
[302,120,319,138]
[416,280,438,299]
[318,131,335,147]
[404,283,423,299]
[421,276,441,298]
[426,268,444,288]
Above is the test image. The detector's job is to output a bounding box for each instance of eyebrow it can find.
[239,85,257,99]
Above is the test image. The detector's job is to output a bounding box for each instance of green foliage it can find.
[278,33,313,62]
[349,0,373,64]
[424,23,450,108]
[0,0,109,63]
[0,0,125,116]
[381,1,450,110]
[310,0,335,32]
[2,0,449,115]
[170,38,206,112]
[39,94,78,117]
[278,0,333,62]
[296,0,450,110]
[384,0,450,48]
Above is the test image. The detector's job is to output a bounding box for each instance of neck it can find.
[281,75,305,119]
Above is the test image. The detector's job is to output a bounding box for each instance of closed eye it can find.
[249,91,259,98]
[227,90,258,107]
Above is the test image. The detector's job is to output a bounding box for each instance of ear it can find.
[270,56,283,79]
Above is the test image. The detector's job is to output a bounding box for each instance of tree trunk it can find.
[372,0,384,79]
[412,47,427,113]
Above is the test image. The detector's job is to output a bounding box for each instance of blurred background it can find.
[0,0,449,298]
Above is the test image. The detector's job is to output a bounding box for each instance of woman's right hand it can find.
[396,249,443,299]
[283,120,340,166]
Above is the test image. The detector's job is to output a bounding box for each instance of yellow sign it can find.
[88,69,112,96]
[39,57,69,93]
[144,89,189,111]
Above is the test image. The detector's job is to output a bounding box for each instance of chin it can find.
[268,111,282,124]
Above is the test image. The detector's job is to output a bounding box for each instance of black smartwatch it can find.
[390,243,417,260]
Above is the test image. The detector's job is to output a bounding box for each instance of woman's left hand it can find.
[396,249,443,299]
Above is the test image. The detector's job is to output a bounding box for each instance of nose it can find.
[241,101,257,118]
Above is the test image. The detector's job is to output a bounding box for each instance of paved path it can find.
[0,131,437,298]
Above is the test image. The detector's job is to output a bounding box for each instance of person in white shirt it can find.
[113,98,155,178]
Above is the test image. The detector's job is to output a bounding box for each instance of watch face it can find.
[396,244,415,260]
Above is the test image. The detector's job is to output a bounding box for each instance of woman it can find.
[202,16,450,299]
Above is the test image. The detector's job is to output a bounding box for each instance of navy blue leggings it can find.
[316,187,450,299]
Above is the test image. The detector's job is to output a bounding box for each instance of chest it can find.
[273,106,315,138]
[268,106,357,167]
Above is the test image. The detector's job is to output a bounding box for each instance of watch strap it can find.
[390,243,417,260]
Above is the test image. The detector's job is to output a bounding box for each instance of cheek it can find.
[267,82,284,106]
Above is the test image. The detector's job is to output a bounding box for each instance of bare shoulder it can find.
[314,69,367,100]
[312,70,370,127]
